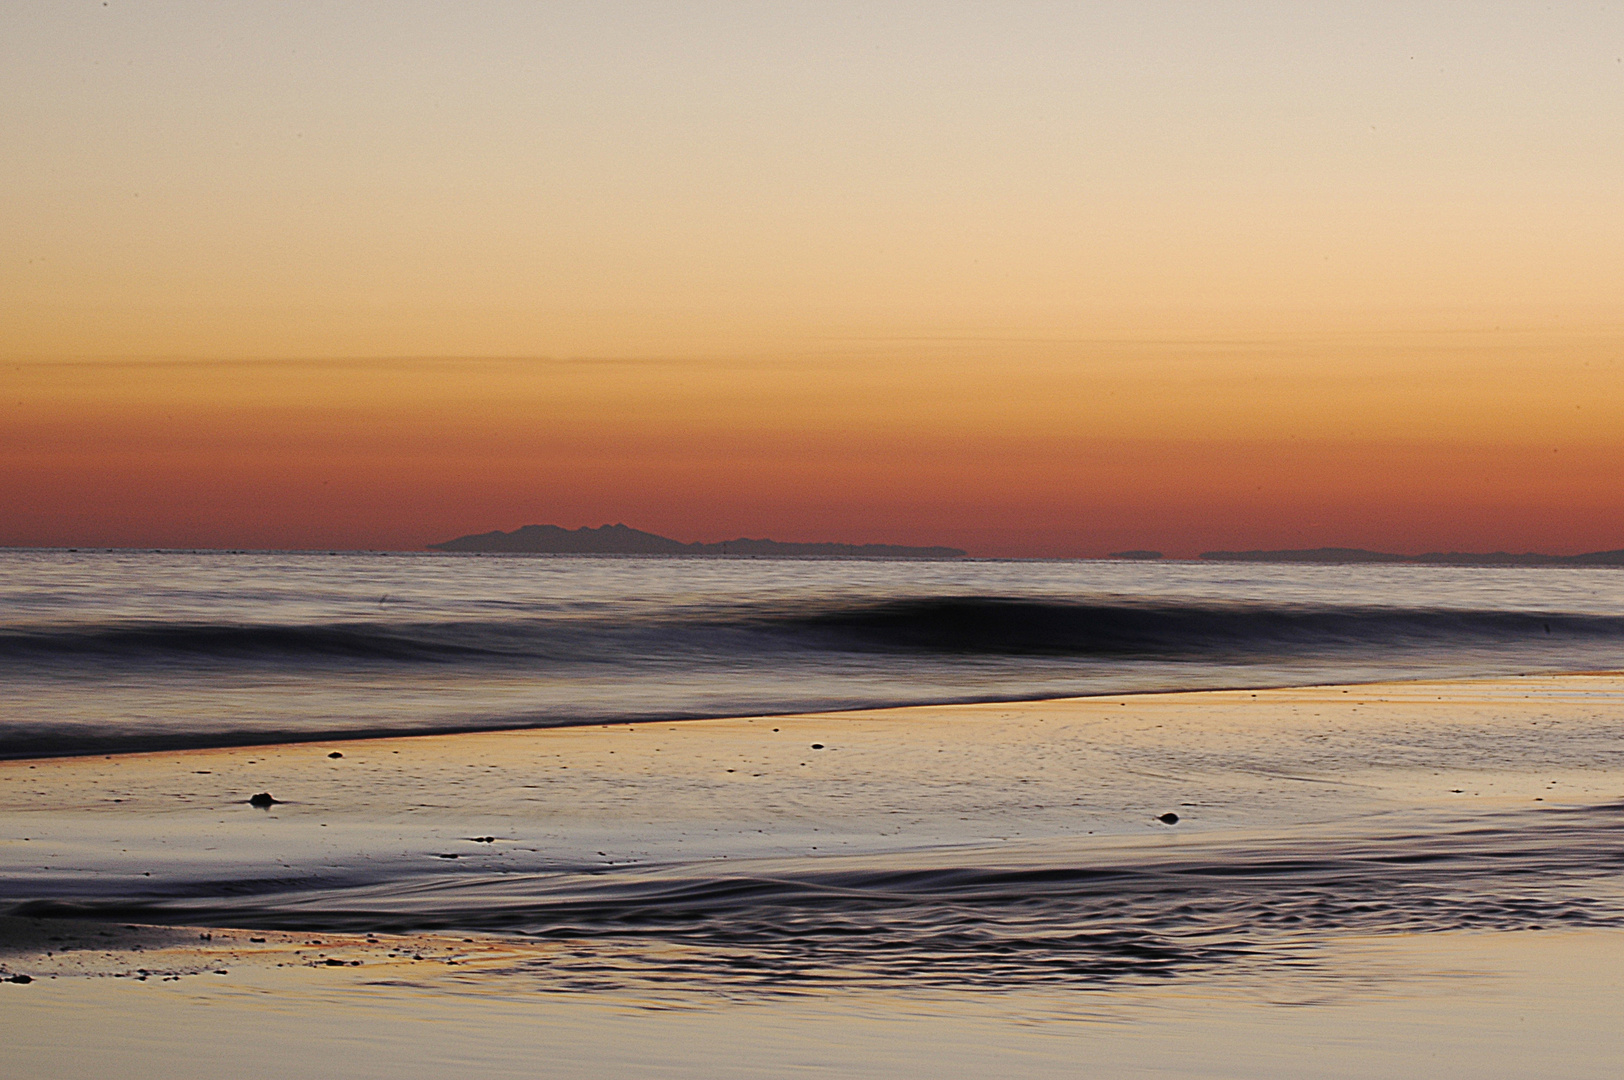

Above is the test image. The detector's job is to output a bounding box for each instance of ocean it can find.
[4,549,1624,759]
[4,550,1624,1015]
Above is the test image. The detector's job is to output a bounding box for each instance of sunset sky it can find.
[5,2,1622,556]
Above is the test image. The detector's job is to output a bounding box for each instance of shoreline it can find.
[9,665,1623,764]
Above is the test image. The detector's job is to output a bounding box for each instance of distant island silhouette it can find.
[428,523,968,558]
[425,528,1622,564]
[1200,547,1624,567]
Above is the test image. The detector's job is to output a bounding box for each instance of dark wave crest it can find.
[8,593,1623,760]
[0,623,495,663]
[4,599,1622,667]
[783,598,1624,656]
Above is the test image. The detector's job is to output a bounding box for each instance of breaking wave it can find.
[4,598,1620,667]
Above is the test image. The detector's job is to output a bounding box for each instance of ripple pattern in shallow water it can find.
[14,805,1624,992]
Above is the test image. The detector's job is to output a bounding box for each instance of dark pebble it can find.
[1157,812,1180,825]
[324,958,345,966]
[7,974,32,984]
[248,792,278,807]
[328,752,343,759]
[811,743,825,750]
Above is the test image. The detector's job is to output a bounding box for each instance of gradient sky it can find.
[4,2,1622,556]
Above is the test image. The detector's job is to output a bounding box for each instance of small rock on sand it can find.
[248,792,278,807]
[1157,812,1180,824]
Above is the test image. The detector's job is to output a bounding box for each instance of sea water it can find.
[3,549,1624,758]
[4,550,1624,1000]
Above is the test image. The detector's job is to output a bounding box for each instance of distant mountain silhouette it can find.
[1200,547,1624,567]
[429,523,967,558]
[1108,550,1163,560]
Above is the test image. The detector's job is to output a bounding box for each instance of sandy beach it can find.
[5,673,1623,1077]
[3,921,1622,1079]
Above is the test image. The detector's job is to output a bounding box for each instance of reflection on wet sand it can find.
[4,674,1624,1075]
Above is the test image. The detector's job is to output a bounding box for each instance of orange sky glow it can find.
[7,330,1622,557]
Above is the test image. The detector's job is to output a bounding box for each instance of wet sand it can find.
[4,674,1624,1076]
[3,924,1622,1079]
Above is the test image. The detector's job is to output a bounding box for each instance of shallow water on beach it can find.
[5,555,1624,1074]
[5,677,1624,998]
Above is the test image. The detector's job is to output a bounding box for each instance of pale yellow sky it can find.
[5,2,1623,358]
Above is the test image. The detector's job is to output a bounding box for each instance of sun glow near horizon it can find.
[8,328,1622,557]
